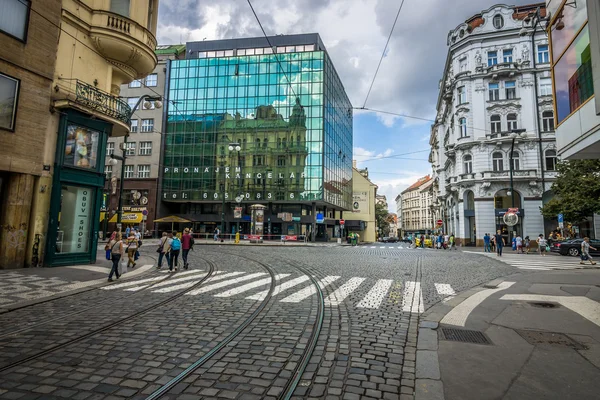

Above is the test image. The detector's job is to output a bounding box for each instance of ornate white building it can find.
[429,3,558,247]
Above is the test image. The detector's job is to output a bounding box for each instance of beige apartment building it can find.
[398,175,434,236]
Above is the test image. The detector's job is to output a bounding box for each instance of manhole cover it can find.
[530,302,559,309]
[440,328,491,345]
[516,330,586,349]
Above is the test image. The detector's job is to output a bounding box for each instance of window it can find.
[510,151,520,171]
[537,45,549,64]
[459,117,467,137]
[104,165,112,178]
[137,165,150,178]
[463,155,473,174]
[492,152,504,171]
[545,150,557,171]
[127,97,139,109]
[503,49,513,63]
[0,0,30,41]
[141,119,154,132]
[130,119,138,133]
[457,86,466,104]
[0,72,20,131]
[507,113,518,131]
[125,142,136,156]
[539,78,552,96]
[110,0,130,17]
[129,80,142,88]
[505,81,516,99]
[252,155,263,166]
[490,115,501,134]
[139,141,152,155]
[145,74,157,87]
[489,83,499,101]
[277,155,286,166]
[493,14,504,29]
[459,58,467,72]
[124,165,134,178]
[488,51,498,66]
[107,142,115,156]
[542,110,555,132]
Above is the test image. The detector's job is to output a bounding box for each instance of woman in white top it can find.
[108,233,124,281]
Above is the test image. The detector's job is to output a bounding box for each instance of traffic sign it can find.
[142,209,148,216]
[340,219,345,225]
[316,213,324,223]
[436,219,443,226]
[558,214,564,223]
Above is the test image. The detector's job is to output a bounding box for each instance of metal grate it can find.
[440,328,491,345]
[516,330,586,350]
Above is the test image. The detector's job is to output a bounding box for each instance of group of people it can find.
[157,228,195,272]
[432,233,456,250]
[104,228,143,281]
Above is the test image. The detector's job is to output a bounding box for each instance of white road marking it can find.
[325,277,366,306]
[130,270,213,291]
[500,294,600,328]
[440,281,515,326]
[402,281,424,313]
[246,275,310,300]
[435,283,456,296]
[102,275,168,290]
[214,274,290,297]
[68,265,111,274]
[280,276,340,303]
[356,279,393,309]
[185,272,267,295]
[370,246,376,248]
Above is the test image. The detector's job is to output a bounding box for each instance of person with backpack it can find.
[537,234,548,257]
[107,233,123,281]
[157,232,170,270]
[181,228,194,270]
[169,231,181,272]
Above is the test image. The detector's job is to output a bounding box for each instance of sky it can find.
[156,0,538,212]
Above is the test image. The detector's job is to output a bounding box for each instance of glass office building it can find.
[160,34,352,239]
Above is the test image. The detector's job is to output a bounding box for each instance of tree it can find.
[375,203,390,236]
[540,159,600,223]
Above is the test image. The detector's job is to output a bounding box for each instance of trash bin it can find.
[337,238,342,244]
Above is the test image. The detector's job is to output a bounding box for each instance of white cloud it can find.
[372,174,426,212]
[353,147,394,163]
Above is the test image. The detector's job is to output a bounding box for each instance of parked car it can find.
[551,239,600,257]
[383,237,399,243]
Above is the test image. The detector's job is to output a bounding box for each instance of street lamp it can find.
[220,142,241,239]
[110,94,162,233]
[509,129,528,208]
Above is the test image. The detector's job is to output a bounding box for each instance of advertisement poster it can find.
[234,207,242,219]
[352,191,369,213]
[64,124,99,170]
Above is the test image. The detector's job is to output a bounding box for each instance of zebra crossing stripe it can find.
[246,275,310,300]
[102,276,167,290]
[186,272,267,296]
[280,276,340,303]
[402,281,424,313]
[356,279,393,309]
[119,270,212,292]
[434,283,456,296]
[151,271,244,294]
[325,277,366,306]
[214,274,291,297]
[131,271,215,292]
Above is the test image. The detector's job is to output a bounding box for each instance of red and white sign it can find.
[248,235,262,240]
[284,235,297,241]
[436,219,443,226]
[340,219,345,225]
[507,208,519,214]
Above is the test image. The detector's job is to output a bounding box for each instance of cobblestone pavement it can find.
[0,246,516,399]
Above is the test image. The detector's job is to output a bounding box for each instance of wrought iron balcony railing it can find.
[75,80,131,124]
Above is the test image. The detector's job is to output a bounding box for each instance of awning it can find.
[108,212,143,223]
[154,215,191,223]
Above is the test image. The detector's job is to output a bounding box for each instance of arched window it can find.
[459,118,467,137]
[545,149,557,171]
[493,14,504,29]
[263,138,268,148]
[492,152,504,171]
[255,138,261,148]
[282,138,287,148]
[490,115,501,134]
[507,113,518,131]
[277,138,282,148]
[542,110,555,132]
[463,154,473,174]
[510,151,520,171]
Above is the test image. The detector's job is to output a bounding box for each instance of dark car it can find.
[383,237,399,243]
[551,239,600,257]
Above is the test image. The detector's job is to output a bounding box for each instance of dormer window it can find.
[493,14,504,29]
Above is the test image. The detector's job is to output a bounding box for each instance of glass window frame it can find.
[0,72,21,131]
[130,119,138,133]
[137,164,151,178]
[505,80,516,99]
[0,0,31,42]
[537,44,550,64]
[139,141,152,156]
[125,142,136,156]
[124,165,134,178]
[145,73,158,87]
[542,110,555,132]
[489,83,500,101]
[488,51,498,66]
[141,118,154,132]
[492,152,504,171]
[503,49,513,63]
[106,142,115,156]
[545,149,557,171]
[507,113,518,131]
[457,86,466,104]
[129,79,142,88]
[490,115,502,134]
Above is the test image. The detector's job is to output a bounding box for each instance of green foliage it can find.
[540,159,600,223]
[375,203,390,236]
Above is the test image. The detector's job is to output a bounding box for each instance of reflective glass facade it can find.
[162,38,352,211]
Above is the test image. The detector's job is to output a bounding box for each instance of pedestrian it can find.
[524,236,531,254]
[181,228,193,270]
[125,226,131,238]
[444,233,449,250]
[169,231,181,272]
[580,237,597,265]
[516,234,523,254]
[125,230,138,268]
[420,234,425,248]
[107,233,123,282]
[437,234,443,249]
[483,233,491,253]
[214,227,220,242]
[449,234,455,250]
[512,236,517,252]
[157,232,170,269]
[494,230,505,256]
[536,234,548,257]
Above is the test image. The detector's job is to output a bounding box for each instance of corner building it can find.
[160,34,352,240]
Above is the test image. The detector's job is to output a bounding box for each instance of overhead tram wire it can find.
[362,0,407,108]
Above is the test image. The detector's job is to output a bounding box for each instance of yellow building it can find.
[346,162,377,243]
[0,0,158,268]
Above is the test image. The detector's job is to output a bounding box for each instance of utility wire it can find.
[362,0,407,108]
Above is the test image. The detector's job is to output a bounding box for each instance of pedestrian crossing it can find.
[100,269,458,311]
[464,251,587,271]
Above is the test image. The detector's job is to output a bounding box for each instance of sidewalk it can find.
[187,238,353,246]
[415,269,600,400]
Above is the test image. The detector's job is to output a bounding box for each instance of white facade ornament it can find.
[521,46,529,61]
[475,51,482,65]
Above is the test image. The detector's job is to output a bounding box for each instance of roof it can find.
[401,175,432,194]
[155,44,186,56]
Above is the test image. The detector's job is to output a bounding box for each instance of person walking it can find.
[494,230,505,256]
[580,237,597,265]
[125,226,131,238]
[537,234,548,256]
[444,233,449,250]
[107,233,123,281]
[449,234,456,250]
[125,231,138,268]
[524,236,531,254]
[420,234,425,248]
[511,236,517,252]
[169,231,182,272]
[157,232,170,270]
[214,227,220,242]
[516,234,523,254]
[181,228,193,270]
[483,233,491,253]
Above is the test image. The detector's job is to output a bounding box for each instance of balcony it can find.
[480,169,538,180]
[459,173,476,182]
[89,10,158,82]
[481,62,520,78]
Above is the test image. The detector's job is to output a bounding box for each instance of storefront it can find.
[45,111,111,266]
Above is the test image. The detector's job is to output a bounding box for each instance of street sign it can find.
[142,209,148,216]
[316,213,324,223]
[340,219,345,225]
[558,213,564,229]
[436,219,443,226]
